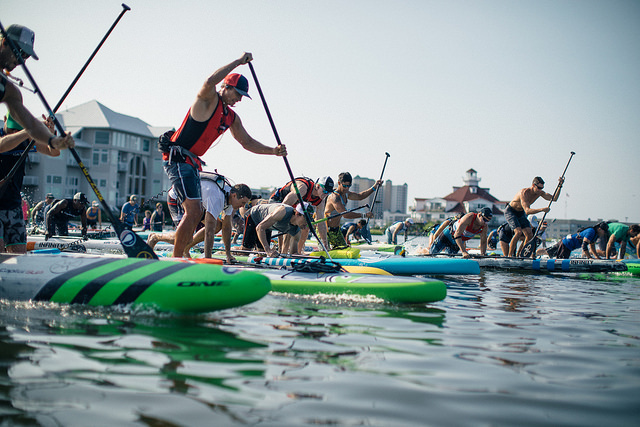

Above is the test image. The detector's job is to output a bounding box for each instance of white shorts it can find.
[201,180,232,219]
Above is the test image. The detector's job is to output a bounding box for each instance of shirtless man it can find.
[324,172,381,249]
[505,176,563,257]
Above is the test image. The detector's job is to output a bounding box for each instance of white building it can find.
[20,100,171,212]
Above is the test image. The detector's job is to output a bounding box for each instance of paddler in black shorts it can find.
[505,176,563,257]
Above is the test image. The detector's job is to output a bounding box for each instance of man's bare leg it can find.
[173,199,202,258]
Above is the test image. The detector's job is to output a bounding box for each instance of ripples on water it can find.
[1,270,639,426]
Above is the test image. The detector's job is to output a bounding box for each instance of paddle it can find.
[247,61,333,261]
[0,10,156,260]
[312,204,369,225]
[0,4,131,200]
[360,152,390,244]
[270,204,369,240]
[520,151,575,259]
[367,152,390,226]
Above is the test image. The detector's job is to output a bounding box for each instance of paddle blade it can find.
[112,225,158,259]
[520,237,540,259]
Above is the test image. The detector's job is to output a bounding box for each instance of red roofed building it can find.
[412,169,506,225]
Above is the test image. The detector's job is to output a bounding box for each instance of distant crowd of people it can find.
[423,176,639,259]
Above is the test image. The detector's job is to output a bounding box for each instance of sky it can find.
[2,0,639,222]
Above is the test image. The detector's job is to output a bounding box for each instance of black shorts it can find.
[498,227,514,243]
[242,215,271,251]
[504,205,531,231]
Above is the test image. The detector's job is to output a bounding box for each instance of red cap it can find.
[223,73,251,99]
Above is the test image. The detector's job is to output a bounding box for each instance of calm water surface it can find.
[1,260,639,426]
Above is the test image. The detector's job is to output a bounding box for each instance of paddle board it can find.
[475,257,628,273]
[249,254,480,275]
[27,236,124,253]
[0,253,270,313]
[228,264,446,303]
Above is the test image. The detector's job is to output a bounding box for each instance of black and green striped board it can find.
[0,253,270,313]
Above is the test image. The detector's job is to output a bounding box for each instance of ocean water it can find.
[1,243,639,426]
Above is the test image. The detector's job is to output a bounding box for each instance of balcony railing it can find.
[22,175,38,186]
[66,156,91,167]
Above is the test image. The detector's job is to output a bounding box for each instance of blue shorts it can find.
[163,161,201,204]
[429,227,459,255]
[504,205,531,231]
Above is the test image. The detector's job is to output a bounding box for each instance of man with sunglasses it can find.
[0,25,74,154]
[158,52,287,258]
[505,176,563,257]
[269,176,333,252]
[324,172,382,249]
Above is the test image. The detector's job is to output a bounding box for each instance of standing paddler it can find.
[158,52,287,258]
[0,25,75,254]
[505,176,563,257]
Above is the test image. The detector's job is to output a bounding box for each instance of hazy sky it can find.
[3,0,639,222]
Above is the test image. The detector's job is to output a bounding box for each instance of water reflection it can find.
[1,302,269,425]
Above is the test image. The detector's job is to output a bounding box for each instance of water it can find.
[1,240,639,426]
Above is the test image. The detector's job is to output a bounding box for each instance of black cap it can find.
[479,207,493,219]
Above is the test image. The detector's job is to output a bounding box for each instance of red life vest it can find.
[452,213,485,241]
[271,177,323,206]
[162,98,236,168]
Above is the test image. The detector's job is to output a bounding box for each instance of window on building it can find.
[95,131,110,145]
[143,139,150,152]
[47,175,63,184]
[92,149,109,166]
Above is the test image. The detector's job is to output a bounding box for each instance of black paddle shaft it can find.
[521,151,575,258]
[247,62,333,258]
[0,4,131,198]
[367,152,390,226]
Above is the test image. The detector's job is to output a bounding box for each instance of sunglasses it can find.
[13,46,30,60]
[482,215,492,222]
[318,184,330,194]
[341,183,352,188]
[535,185,544,190]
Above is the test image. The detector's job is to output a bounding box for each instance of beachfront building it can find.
[411,169,505,226]
[18,100,172,212]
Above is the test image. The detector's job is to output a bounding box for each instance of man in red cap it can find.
[158,52,287,258]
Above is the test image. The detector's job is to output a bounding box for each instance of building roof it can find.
[57,100,169,137]
[447,202,502,217]
[444,185,500,204]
